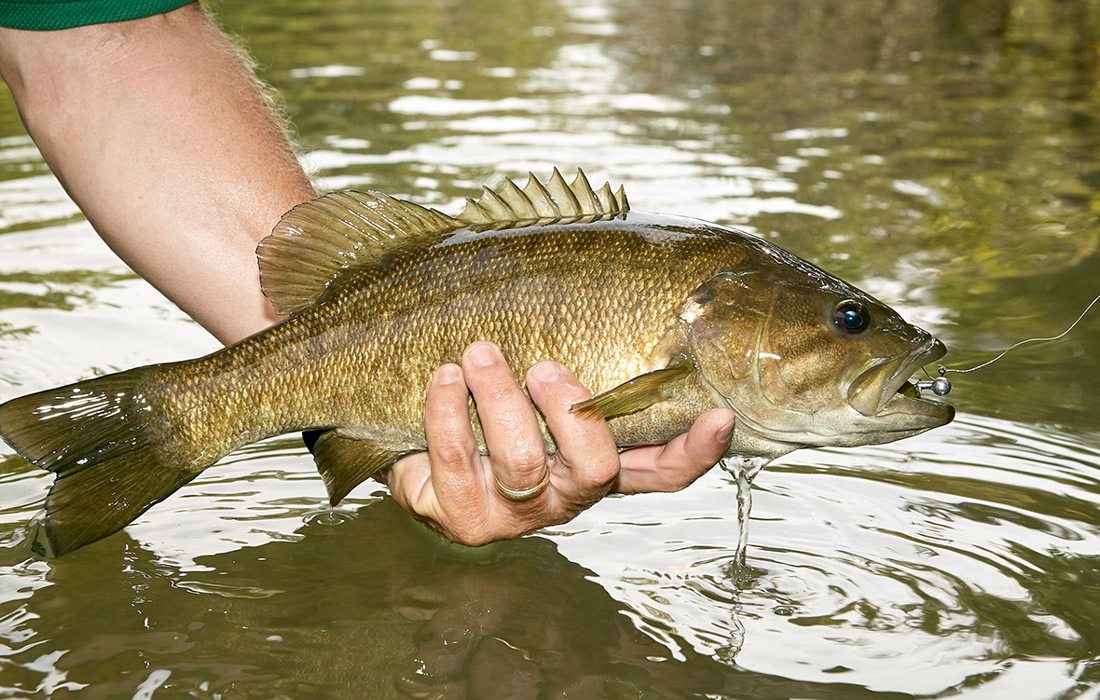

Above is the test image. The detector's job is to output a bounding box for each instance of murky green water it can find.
[2,0,1099,697]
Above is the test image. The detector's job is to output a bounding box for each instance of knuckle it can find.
[480,375,520,402]
[554,446,619,489]
[465,365,520,401]
[505,447,547,478]
[588,471,618,496]
[424,392,468,428]
[430,439,473,468]
[587,452,621,482]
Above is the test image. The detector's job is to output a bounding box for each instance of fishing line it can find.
[916,291,1100,397]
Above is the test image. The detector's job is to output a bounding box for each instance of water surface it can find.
[2,0,1099,697]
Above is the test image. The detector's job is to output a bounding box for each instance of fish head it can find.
[680,263,954,457]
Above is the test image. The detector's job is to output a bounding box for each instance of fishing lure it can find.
[915,292,1100,397]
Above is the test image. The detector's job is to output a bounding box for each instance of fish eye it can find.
[833,300,869,333]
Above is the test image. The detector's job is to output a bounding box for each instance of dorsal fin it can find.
[256,170,630,316]
[456,168,629,230]
[257,191,461,316]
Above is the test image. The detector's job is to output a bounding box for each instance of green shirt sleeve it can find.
[0,0,194,30]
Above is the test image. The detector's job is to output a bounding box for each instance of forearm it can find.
[0,3,315,344]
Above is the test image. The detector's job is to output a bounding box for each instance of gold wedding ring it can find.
[495,468,551,502]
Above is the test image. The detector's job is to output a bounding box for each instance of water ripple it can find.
[553,412,1100,695]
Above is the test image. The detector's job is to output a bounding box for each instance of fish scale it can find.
[0,170,953,556]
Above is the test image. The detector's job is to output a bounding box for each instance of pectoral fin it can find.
[571,364,694,421]
[309,430,410,506]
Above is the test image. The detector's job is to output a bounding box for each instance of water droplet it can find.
[303,509,356,527]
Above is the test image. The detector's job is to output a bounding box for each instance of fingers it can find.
[421,363,483,505]
[461,342,549,496]
[387,363,480,525]
[615,408,734,494]
[386,344,733,549]
[525,360,619,502]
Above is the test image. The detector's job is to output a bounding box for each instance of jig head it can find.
[915,376,951,397]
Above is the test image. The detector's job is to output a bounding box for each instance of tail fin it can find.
[0,366,197,557]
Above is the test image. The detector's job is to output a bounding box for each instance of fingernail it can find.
[528,360,562,382]
[435,363,462,386]
[716,412,735,443]
[466,342,501,367]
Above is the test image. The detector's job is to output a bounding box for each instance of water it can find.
[2,0,1100,696]
[721,456,769,567]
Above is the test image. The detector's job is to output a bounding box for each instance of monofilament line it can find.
[940,291,1100,375]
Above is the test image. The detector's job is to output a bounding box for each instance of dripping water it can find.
[720,456,769,566]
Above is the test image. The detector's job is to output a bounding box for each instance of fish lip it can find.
[848,338,948,417]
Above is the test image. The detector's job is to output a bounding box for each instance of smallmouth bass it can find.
[0,170,954,556]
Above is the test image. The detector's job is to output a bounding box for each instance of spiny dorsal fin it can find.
[257,191,461,316]
[457,168,630,231]
[257,170,629,316]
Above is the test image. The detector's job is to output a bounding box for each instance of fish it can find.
[0,169,954,556]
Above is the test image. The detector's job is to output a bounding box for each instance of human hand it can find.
[384,341,735,546]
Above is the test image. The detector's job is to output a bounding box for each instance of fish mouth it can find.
[847,338,952,421]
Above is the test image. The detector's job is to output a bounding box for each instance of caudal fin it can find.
[0,366,197,556]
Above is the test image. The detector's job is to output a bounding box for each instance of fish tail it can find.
[0,365,198,557]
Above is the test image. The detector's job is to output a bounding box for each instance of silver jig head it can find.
[922,290,1098,398]
[915,376,951,397]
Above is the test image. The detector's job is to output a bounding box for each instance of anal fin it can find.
[571,364,694,421]
[310,430,409,506]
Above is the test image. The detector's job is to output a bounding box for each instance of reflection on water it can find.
[1,416,1096,697]
[1,499,913,698]
[2,0,1100,696]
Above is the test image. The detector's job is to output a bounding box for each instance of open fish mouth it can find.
[847,338,949,418]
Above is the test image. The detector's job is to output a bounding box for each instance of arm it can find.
[0,4,735,542]
[0,3,310,344]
